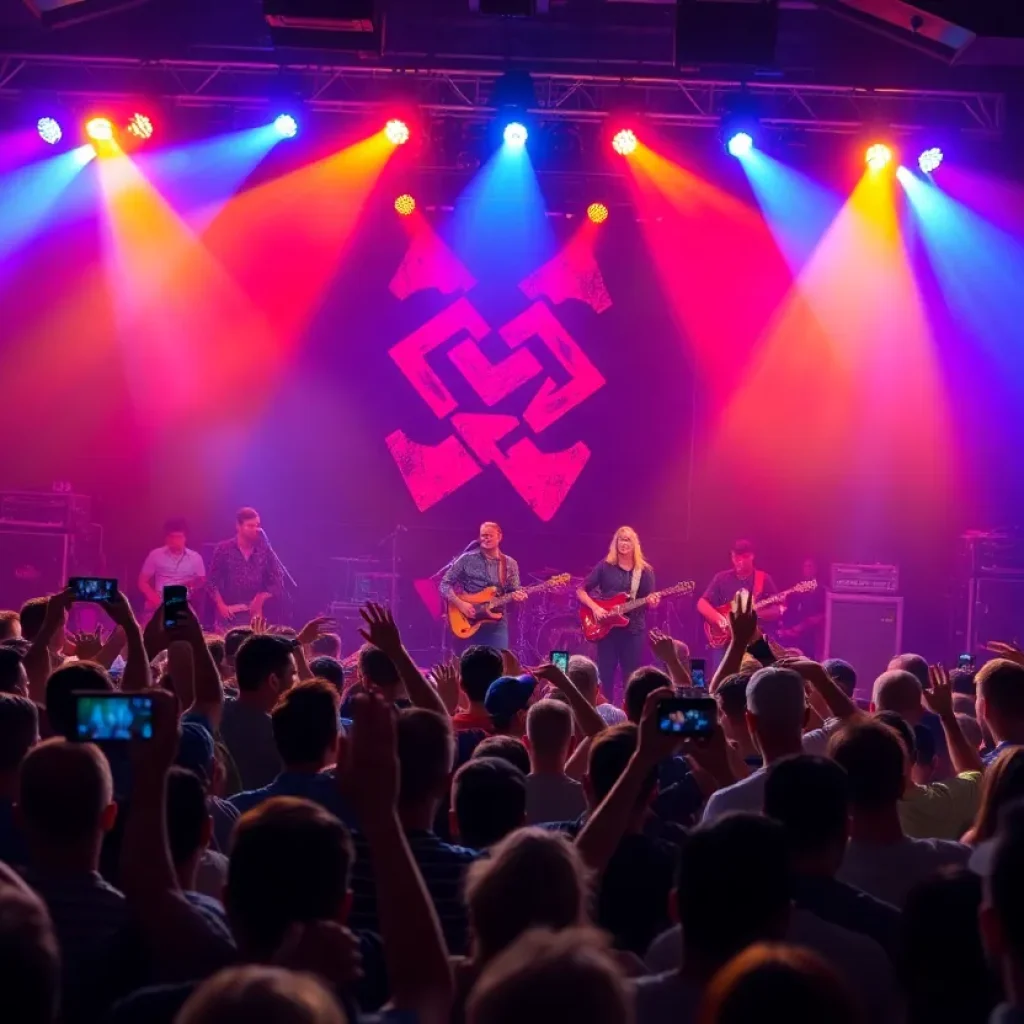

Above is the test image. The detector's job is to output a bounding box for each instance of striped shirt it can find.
[349,829,479,955]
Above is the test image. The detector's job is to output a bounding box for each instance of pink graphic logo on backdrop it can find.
[385,232,611,521]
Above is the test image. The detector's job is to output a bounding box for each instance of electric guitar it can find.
[448,574,571,639]
[704,580,818,648]
[579,581,696,643]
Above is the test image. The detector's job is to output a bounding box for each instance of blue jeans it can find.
[461,618,509,654]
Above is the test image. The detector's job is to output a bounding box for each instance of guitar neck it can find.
[616,583,692,616]
[488,581,548,610]
[754,585,809,611]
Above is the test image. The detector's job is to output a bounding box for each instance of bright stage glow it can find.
[866,143,893,171]
[587,202,609,224]
[395,193,416,216]
[503,122,528,147]
[919,147,944,174]
[612,129,638,156]
[37,117,62,145]
[86,117,115,142]
[127,113,154,140]
[727,132,754,158]
[274,114,298,139]
[385,119,410,145]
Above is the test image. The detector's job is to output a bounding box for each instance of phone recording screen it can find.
[69,577,118,603]
[691,659,706,689]
[163,585,188,630]
[657,698,717,737]
[550,651,569,672]
[74,694,154,742]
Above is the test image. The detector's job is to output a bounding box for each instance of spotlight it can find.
[37,117,62,145]
[85,117,114,142]
[274,114,298,139]
[727,131,754,158]
[865,143,893,171]
[503,121,528,147]
[385,119,410,145]
[587,202,609,225]
[918,147,944,174]
[611,129,638,156]
[127,113,154,140]
[395,193,416,216]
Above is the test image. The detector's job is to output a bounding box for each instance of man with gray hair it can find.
[568,655,626,726]
[702,666,809,822]
[874,665,950,776]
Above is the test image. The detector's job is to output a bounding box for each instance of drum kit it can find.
[515,567,596,664]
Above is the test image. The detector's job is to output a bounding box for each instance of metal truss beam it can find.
[0,53,1005,137]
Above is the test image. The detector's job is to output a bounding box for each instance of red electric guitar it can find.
[579,581,695,643]
[703,580,818,648]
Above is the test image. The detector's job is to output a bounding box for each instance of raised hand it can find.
[70,626,104,661]
[648,627,676,662]
[101,590,139,631]
[637,686,682,766]
[357,602,402,659]
[250,615,267,636]
[729,590,758,650]
[431,658,461,715]
[130,688,181,777]
[296,615,337,647]
[336,691,399,823]
[924,663,955,719]
[501,648,523,677]
[986,642,1024,668]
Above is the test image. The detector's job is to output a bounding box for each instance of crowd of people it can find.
[2,587,1024,1024]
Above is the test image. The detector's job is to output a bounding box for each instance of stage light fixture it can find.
[727,131,754,158]
[587,202,609,225]
[611,129,638,156]
[395,193,416,216]
[85,117,114,142]
[274,114,298,139]
[385,119,411,145]
[866,143,893,171]
[503,121,528,147]
[127,112,154,140]
[37,117,62,145]
[918,147,944,174]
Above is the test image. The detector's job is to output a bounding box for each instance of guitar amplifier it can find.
[824,593,903,700]
[830,563,899,595]
[0,491,91,531]
[0,530,69,612]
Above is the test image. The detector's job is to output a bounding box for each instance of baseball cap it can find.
[484,674,536,722]
[176,719,216,784]
[746,667,807,731]
[822,658,857,696]
[732,539,754,555]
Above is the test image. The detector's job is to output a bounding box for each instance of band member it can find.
[577,526,658,699]
[138,517,206,611]
[207,507,284,626]
[697,539,781,655]
[440,522,526,651]
[778,557,826,658]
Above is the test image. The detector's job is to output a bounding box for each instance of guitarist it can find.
[577,526,658,699]
[137,517,206,612]
[206,507,285,629]
[440,522,527,650]
[697,539,781,664]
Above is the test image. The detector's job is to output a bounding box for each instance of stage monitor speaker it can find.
[968,576,1024,657]
[0,531,69,613]
[825,592,903,701]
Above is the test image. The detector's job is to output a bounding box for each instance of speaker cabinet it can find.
[0,531,69,612]
[825,592,904,700]
[968,576,1024,658]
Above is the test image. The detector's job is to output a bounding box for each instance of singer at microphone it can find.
[206,506,285,628]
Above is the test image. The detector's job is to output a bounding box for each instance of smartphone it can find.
[69,577,118,603]
[550,650,570,673]
[73,692,154,742]
[958,653,976,670]
[690,658,706,689]
[163,585,188,630]
[656,696,717,738]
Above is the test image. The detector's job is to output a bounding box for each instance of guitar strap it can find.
[753,570,766,601]
[498,553,508,591]
[629,564,642,600]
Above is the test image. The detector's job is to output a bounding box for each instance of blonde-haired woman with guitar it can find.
[576,526,659,700]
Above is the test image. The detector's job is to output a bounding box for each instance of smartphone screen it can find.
[550,650,570,673]
[69,577,118,603]
[73,692,154,742]
[656,697,717,737]
[958,653,976,670]
[691,658,706,689]
[163,585,188,630]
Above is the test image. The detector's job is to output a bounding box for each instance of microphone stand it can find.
[260,528,298,589]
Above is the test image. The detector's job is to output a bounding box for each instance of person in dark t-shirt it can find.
[779,558,826,659]
[576,527,658,701]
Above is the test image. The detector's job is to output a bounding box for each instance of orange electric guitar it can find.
[579,581,696,643]
[703,580,818,648]
[448,574,571,640]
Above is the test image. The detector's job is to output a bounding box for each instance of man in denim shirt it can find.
[439,522,526,650]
